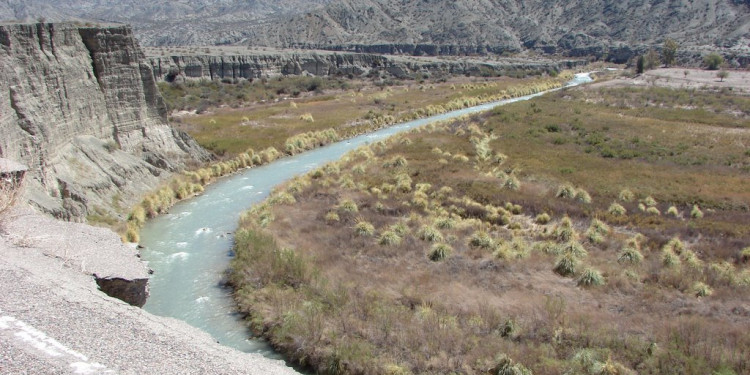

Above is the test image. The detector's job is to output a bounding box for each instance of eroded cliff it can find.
[147,50,585,82]
[0,22,210,221]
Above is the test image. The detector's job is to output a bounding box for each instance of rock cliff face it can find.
[148,51,585,82]
[0,23,210,221]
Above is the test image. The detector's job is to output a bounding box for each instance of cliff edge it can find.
[0,23,210,221]
[0,206,298,374]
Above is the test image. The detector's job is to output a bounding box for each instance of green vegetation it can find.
[662,38,678,67]
[703,53,724,70]
[231,81,750,374]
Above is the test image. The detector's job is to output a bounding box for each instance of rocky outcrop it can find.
[148,51,586,82]
[0,205,299,374]
[0,23,210,221]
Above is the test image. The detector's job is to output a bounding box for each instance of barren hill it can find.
[2,0,748,61]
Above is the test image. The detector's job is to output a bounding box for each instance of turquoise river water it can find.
[139,73,593,358]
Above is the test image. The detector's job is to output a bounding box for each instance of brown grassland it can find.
[119,74,571,241]
[231,83,750,374]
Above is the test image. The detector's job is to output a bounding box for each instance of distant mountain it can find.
[243,0,750,60]
[2,0,748,61]
[0,0,331,45]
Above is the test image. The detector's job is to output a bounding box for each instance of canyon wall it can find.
[147,51,586,82]
[0,23,210,221]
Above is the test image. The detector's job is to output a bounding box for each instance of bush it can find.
[535,213,551,224]
[577,268,605,287]
[325,211,340,223]
[646,206,661,215]
[553,216,578,242]
[556,183,576,199]
[434,217,455,229]
[428,243,452,261]
[419,225,444,242]
[575,188,592,204]
[703,53,724,70]
[618,238,644,265]
[691,205,704,219]
[338,199,359,213]
[692,281,713,297]
[608,202,627,216]
[469,231,494,249]
[666,205,680,218]
[354,220,375,237]
[379,230,402,246]
[618,189,635,202]
[740,247,750,263]
[554,253,578,276]
[557,240,588,259]
[585,218,610,244]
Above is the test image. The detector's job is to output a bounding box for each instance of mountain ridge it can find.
[2,0,748,63]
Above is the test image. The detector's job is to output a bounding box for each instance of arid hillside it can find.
[2,0,748,62]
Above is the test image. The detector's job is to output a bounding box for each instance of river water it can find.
[139,73,593,357]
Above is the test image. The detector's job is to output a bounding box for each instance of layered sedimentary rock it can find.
[148,51,585,81]
[0,23,210,221]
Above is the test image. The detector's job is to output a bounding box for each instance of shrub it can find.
[556,183,576,199]
[608,202,627,216]
[553,216,578,242]
[383,155,408,168]
[504,175,521,191]
[575,188,592,204]
[643,196,657,207]
[434,217,455,229]
[618,238,644,265]
[390,222,409,236]
[299,113,314,122]
[338,199,358,213]
[490,354,532,375]
[325,211,340,223]
[428,243,452,261]
[646,206,661,215]
[557,240,588,259]
[692,281,713,297]
[577,268,605,287]
[419,225,444,242]
[469,231,494,249]
[354,220,375,237]
[691,205,704,219]
[535,213,551,224]
[740,247,750,263]
[703,52,724,70]
[585,219,610,244]
[666,205,680,218]
[554,253,578,276]
[662,249,681,268]
[379,230,402,246]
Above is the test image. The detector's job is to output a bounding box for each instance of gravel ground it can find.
[0,206,299,374]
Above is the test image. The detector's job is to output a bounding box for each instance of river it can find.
[139,73,593,358]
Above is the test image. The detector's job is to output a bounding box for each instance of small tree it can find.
[717,70,729,82]
[662,39,678,67]
[645,49,661,70]
[636,56,645,74]
[703,53,724,70]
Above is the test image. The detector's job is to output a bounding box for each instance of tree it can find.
[703,53,724,70]
[636,56,645,74]
[644,49,661,70]
[662,39,678,67]
[717,70,729,82]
